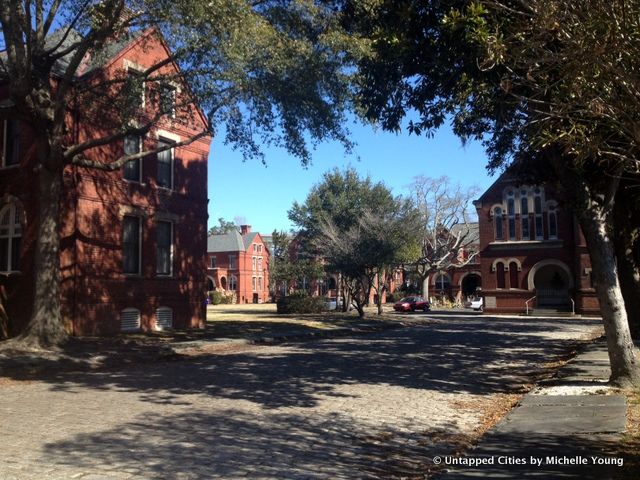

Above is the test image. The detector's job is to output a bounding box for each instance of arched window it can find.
[534,190,544,239]
[496,262,506,289]
[434,273,451,291]
[548,204,558,239]
[509,261,519,289]
[520,195,530,240]
[507,196,516,240]
[229,275,237,290]
[494,207,504,240]
[0,203,22,272]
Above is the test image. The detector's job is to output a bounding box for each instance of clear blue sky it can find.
[207,119,497,234]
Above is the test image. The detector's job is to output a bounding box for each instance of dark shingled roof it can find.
[207,231,245,253]
[450,222,479,245]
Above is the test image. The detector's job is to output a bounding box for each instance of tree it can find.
[291,168,417,317]
[208,218,238,236]
[345,0,640,386]
[0,0,358,347]
[268,230,324,298]
[407,176,479,300]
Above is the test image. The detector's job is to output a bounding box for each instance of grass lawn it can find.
[202,303,403,338]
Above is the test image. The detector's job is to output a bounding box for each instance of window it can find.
[157,139,174,189]
[496,262,506,289]
[258,257,263,271]
[160,83,177,117]
[123,135,141,182]
[548,205,558,239]
[258,244,262,253]
[253,244,258,253]
[520,196,530,240]
[509,261,519,289]
[123,216,141,274]
[434,273,450,291]
[258,277,263,291]
[0,203,22,272]
[252,276,257,291]
[494,207,504,240]
[507,196,516,240]
[252,256,257,271]
[156,221,173,275]
[229,255,237,269]
[534,194,544,239]
[210,256,217,268]
[125,69,145,108]
[229,275,237,290]
[1,119,20,167]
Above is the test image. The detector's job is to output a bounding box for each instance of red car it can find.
[393,296,430,312]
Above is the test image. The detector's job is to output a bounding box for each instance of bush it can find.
[209,291,234,305]
[276,293,325,314]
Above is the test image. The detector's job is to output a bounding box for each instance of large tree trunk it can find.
[558,168,639,387]
[17,162,68,348]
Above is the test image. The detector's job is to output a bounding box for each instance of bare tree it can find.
[407,176,479,300]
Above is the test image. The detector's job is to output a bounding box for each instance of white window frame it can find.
[210,256,217,268]
[258,257,263,271]
[160,82,178,118]
[229,255,237,270]
[252,276,257,292]
[123,60,146,109]
[252,256,257,271]
[123,134,143,182]
[156,220,174,276]
[155,130,179,191]
[0,203,22,272]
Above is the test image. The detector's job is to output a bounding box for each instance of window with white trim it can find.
[125,68,145,109]
[160,83,177,118]
[229,255,237,269]
[123,216,141,274]
[252,256,257,271]
[0,203,22,272]
[210,256,217,268]
[534,191,544,239]
[258,257,263,271]
[494,206,504,240]
[1,120,20,167]
[123,134,142,182]
[548,204,558,239]
[520,194,530,240]
[157,138,174,189]
[229,275,237,290]
[156,220,173,275]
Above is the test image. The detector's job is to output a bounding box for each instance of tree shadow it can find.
[40,409,459,479]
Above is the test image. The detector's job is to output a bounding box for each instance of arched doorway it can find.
[529,260,573,308]
[220,276,227,290]
[207,277,215,291]
[460,272,482,297]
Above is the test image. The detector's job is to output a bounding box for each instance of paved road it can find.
[0,315,602,479]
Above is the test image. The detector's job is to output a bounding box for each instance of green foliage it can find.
[209,291,233,305]
[269,230,325,294]
[208,218,238,236]
[276,292,325,314]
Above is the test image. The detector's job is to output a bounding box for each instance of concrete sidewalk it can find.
[440,340,628,479]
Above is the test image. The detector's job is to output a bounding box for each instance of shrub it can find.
[276,293,325,314]
[209,291,234,305]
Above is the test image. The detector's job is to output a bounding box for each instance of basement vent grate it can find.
[121,308,141,332]
[156,307,173,330]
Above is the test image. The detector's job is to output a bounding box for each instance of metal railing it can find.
[525,295,537,315]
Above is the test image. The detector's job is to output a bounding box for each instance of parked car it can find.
[393,296,430,312]
[469,297,483,311]
[323,297,343,310]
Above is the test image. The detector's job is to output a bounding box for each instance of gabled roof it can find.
[450,222,480,245]
[242,232,259,250]
[207,231,245,253]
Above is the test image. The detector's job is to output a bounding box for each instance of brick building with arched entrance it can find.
[473,173,599,315]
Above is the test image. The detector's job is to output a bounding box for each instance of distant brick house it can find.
[207,225,270,304]
[473,173,599,315]
[0,28,211,336]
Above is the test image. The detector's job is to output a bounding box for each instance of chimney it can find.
[240,225,251,235]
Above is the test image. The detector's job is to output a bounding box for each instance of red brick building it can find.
[206,225,270,304]
[0,29,211,336]
[473,173,599,315]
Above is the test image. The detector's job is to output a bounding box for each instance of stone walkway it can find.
[440,342,628,479]
[0,315,603,479]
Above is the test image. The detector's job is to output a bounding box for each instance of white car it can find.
[470,297,483,311]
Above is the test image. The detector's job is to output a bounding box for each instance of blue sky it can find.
[207,119,498,234]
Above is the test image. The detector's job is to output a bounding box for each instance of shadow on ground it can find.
[4,317,602,410]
